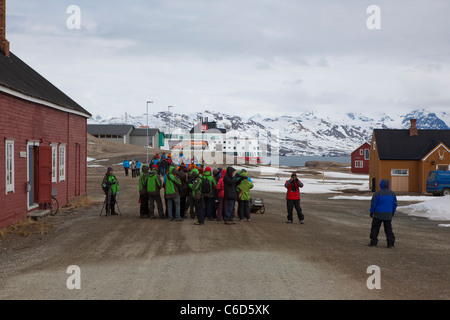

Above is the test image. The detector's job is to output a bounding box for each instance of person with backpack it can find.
[177,162,190,218]
[202,167,217,221]
[147,166,164,219]
[236,171,254,222]
[139,164,150,218]
[164,166,182,221]
[189,168,204,225]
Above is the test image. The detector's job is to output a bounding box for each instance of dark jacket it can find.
[223,167,238,200]
[370,179,398,221]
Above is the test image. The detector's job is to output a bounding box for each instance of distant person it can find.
[285,172,304,224]
[123,157,130,176]
[369,179,397,248]
[131,160,137,178]
[101,167,119,215]
[135,159,142,177]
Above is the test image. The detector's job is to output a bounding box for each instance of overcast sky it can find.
[5,0,450,118]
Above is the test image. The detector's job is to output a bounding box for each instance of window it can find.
[373,141,376,150]
[59,144,66,181]
[5,140,14,193]
[51,143,58,183]
[391,169,409,176]
[355,160,363,168]
[364,149,370,160]
[360,149,363,155]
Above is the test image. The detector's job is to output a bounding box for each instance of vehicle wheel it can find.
[50,196,60,216]
[442,188,450,196]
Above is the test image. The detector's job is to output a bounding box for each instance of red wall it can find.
[351,143,370,174]
[0,91,88,229]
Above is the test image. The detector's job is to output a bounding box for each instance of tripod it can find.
[99,188,122,216]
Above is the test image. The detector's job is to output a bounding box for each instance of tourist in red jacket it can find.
[285,172,304,224]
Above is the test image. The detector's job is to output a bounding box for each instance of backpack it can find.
[201,176,211,196]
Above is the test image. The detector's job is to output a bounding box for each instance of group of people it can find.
[122,158,142,178]
[138,162,255,225]
[103,154,398,247]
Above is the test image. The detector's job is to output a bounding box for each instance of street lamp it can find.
[168,105,173,144]
[146,101,153,164]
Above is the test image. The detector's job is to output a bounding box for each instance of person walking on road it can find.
[123,157,130,176]
[369,179,397,248]
[285,172,304,224]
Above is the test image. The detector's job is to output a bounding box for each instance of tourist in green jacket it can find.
[147,166,163,219]
[101,167,119,215]
[236,171,254,222]
[164,166,182,221]
[189,169,204,225]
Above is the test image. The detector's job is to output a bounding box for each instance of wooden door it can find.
[391,176,409,192]
[38,146,52,204]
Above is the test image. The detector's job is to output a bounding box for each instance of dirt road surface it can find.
[0,140,449,301]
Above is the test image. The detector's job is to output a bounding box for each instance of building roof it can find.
[374,129,450,160]
[351,142,370,155]
[0,51,91,117]
[130,128,160,136]
[189,121,227,134]
[87,124,134,136]
[87,124,160,136]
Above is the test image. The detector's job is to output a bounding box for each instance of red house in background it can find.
[0,1,91,229]
[351,142,370,174]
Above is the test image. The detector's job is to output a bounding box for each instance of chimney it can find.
[409,119,418,136]
[0,0,10,57]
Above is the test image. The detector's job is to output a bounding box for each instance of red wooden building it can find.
[351,142,370,174]
[0,2,91,229]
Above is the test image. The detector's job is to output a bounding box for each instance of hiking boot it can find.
[194,222,204,225]
[287,220,293,223]
[299,220,304,224]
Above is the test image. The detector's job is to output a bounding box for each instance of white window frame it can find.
[5,140,15,194]
[50,143,58,183]
[360,149,363,155]
[59,144,66,181]
[355,160,363,168]
[391,169,409,176]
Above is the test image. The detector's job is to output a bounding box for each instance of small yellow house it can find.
[369,119,450,193]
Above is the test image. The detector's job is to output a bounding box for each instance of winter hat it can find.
[107,167,114,173]
[205,167,211,172]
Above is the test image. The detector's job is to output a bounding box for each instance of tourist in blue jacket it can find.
[369,179,397,248]
[123,157,130,176]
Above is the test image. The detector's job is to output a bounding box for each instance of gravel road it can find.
[1,162,449,301]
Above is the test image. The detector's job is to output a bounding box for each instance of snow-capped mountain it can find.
[88,109,450,157]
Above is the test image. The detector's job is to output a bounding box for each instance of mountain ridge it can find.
[88,109,450,156]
